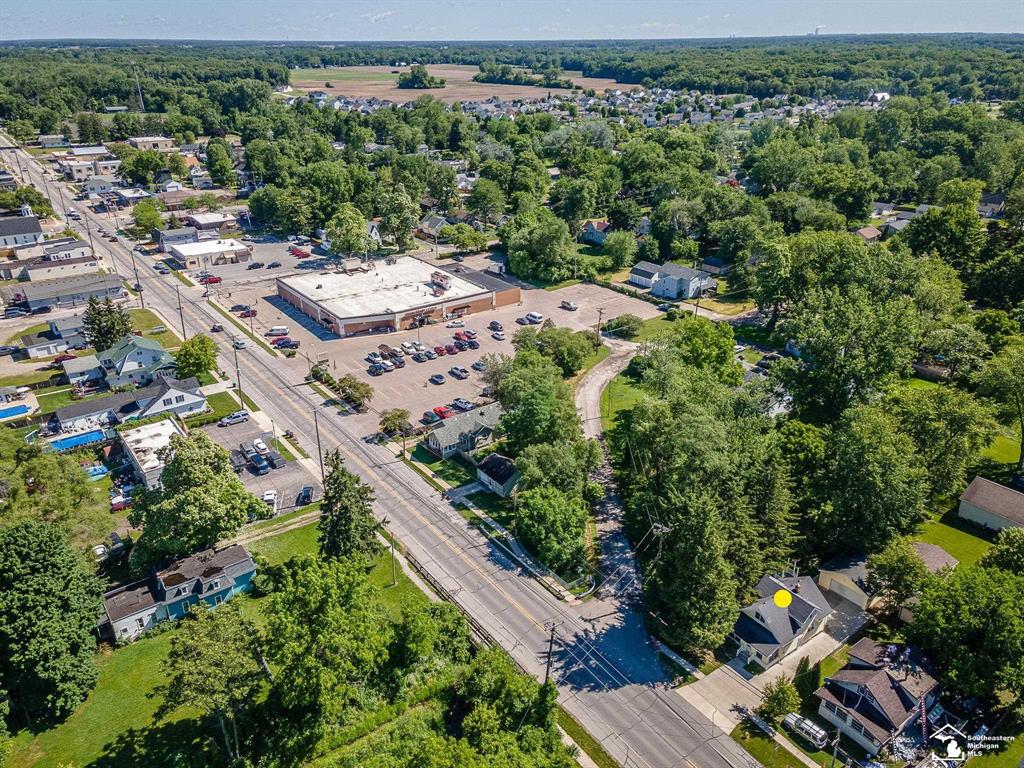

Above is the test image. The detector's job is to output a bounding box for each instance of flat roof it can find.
[278,257,491,320]
[120,419,183,472]
[168,238,246,258]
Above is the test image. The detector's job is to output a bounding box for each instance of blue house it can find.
[101,545,256,641]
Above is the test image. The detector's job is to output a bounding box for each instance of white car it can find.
[218,410,249,427]
[492,330,506,341]
[232,338,247,349]
[262,490,278,515]
[400,341,417,354]
[413,341,427,352]
[253,437,269,455]
[446,319,465,328]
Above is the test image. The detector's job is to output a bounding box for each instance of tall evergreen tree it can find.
[317,451,379,562]
[81,296,132,353]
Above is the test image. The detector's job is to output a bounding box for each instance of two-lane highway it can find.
[0,136,759,768]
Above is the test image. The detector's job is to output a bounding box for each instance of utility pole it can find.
[233,343,244,407]
[544,623,556,684]
[128,246,145,308]
[312,408,325,483]
[131,61,146,112]
[381,516,396,587]
[175,284,186,339]
[596,307,604,337]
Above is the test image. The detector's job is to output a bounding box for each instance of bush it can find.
[603,314,643,339]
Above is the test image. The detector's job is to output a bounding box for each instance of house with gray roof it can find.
[4,273,125,311]
[731,574,833,669]
[153,226,198,252]
[476,453,520,498]
[815,638,938,756]
[426,403,503,459]
[62,354,104,386]
[958,476,1024,530]
[0,215,44,247]
[628,260,663,288]
[97,335,176,388]
[100,544,256,641]
[817,554,877,610]
[50,376,204,432]
[651,263,717,300]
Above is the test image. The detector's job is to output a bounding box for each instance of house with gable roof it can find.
[97,335,176,388]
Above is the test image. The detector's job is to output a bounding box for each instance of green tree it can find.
[128,199,163,239]
[439,223,488,253]
[603,230,638,269]
[81,296,132,352]
[497,354,580,455]
[264,557,392,719]
[975,344,1024,472]
[0,521,102,720]
[466,178,506,225]
[160,602,264,761]
[883,383,998,501]
[514,485,588,577]
[325,203,367,256]
[517,439,601,499]
[205,140,235,186]
[378,184,418,249]
[318,451,379,562]
[814,406,928,555]
[128,431,265,574]
[378,408,411,449]
[506,207,579,282]
[866,536,930,613]
[902,204,986,275]
[337,373,373,409]
[602,313,642,339]
[980,528,1024,574]
[757,677,800,721]
[173,334,218,379]
[646,493,738,652]
[908,565,1024,701]
[608,198,642,232]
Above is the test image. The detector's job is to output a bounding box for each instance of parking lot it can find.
[200,418,320,514]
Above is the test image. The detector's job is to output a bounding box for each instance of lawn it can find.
[409,444,476,489]
[599,372,646,431]
[8,631,215,768]
[185,390,238,425]
[35,386,109,414]
[683,276,755,316]
[982,428,1021,466]
[730,723,806,768]
[465,490,515,530]
[914,509,993,566]
[5,322,48,344]
[632,316,678,342]
[290,66,398,83]
[968,715,1024,767]
[0,366,61,388]
[247,521,319,565]
[128,308,180,349]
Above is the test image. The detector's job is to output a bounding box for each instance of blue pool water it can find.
[85,464,110,479]
[0,404,30,419]
[50,429,106,452]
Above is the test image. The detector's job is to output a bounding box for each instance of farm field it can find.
[288,64,620,103]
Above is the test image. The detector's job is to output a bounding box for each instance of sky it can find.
[1,0,1022,41]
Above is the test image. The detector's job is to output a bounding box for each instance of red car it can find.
[453,331,468,341]
[270,336,292,347]
[433,345,447,357]
[445,343,458,355]
[432,405,454,419]
[199,275,222,285]
[239,309,257,318]
[53,353,76,363]
[463,329,477,339]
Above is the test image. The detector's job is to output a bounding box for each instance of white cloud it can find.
[361,10,394,24]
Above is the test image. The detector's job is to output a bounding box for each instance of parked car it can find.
[266,326,289,337]
[199,275,222,285]
[560,300,578,311]
[516,316,530,325]
[526,312,544,324]
[211,323,224,332]
[782,713,829,750]
[278,339,300,349]
[367,352,384,364]
[3,307,28,318]
[453,331,468,341]
[429,373,446,385]
[0,345,17,356]
[412,352,429,362]
[297,486,314,506]
[247,262,265,270]
[421,410,442,424]
[656,303,673,312]
[270,336,293,347]
[110,495,133,512]
[433,405,454,419]
[239,308,257,318]
[445,343,458,355]
[232,338,247,349]
[452,397,474,411]
[231,304,249,312]
[253,437,269,455]
[368,364,385,376]
[267,261,282,269]
[262,490,278,514]
[446,319,465,328]
[413,341,427,352]
[379,359,395,372]
[454,339,469,351]
[492,330,506,340]
[401,341,417,354]
[463,329,477,339]
[488,320,504,332]
[266,451,286,469]
[449,366,469,379]
[389,354,405,368]
[53,353,76,363]
[31,306,52,315]
[249,453,270,475]
[424,349,438,360]
[466,339,480,349]
[433,345,447,357]
[471,360,487,372]
[219,410,249,426]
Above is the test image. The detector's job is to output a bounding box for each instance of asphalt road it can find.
[0,136,760,768]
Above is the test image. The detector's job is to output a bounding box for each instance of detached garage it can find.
[958,476,1024,530]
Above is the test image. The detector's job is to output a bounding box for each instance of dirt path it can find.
[229,509,322,547]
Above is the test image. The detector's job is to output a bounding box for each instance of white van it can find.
[526,312,544,324]
[266,326,289,337]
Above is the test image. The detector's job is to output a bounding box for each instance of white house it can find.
[958,476,1024,530]
[0,215,44,247]
[51,376,205,431]
[97,335,176,388]
[119,418,185,490]
[426,403,504,459]
[628,261,662,289]
[651,264,716,300]
[476,453,520,498]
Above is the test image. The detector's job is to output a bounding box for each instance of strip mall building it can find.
[276,257,520,336]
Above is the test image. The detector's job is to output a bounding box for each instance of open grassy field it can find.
[599,372,646,431]
[289,63,619,104]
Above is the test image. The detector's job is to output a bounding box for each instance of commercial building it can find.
[100,545,256,641]
[127,136,177,152]
[0,215,44,248]
[167,238,251,268]
[62,157,121,182]
[276,257,520,337]
[4,273,125,311]
[184,212,237,231]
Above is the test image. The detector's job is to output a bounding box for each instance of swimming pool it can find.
[0,404,30,419]
[49,429,106,452]
[85,464,110,479]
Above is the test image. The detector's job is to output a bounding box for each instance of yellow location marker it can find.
[773,589,792,608]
